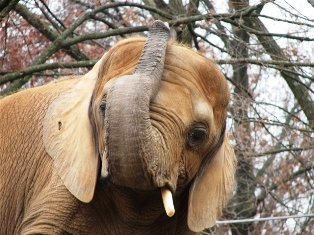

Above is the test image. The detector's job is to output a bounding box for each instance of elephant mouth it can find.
[104,162,176,217]
[105,162,176,193]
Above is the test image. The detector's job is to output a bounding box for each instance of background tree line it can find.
[1,0,314,234]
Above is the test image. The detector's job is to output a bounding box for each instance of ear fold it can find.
[188,133,236,232]
[43,58,105,203]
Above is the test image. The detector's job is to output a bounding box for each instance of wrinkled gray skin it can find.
[104,21,175,190]
[0,21,235,234]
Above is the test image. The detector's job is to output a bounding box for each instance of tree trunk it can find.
[228,1,257,234]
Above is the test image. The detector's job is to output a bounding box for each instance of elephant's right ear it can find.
[43,58,105,203]
[187,133,237,232]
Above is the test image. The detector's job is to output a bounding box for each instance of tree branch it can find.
[38,0,66,30]
[61,26,149,47]
[0,60,97,85]
[251,146,314,157]
[14,3,90,61]
[0,0,19,22]
[308,0,314,8]
[256,165,314,204]
[217,58,314,67]
[222,17,314,42]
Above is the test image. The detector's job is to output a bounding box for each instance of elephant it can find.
[0,21,236,234]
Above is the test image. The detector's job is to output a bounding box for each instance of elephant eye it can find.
[100,99,106,117]
[187,127,207,147]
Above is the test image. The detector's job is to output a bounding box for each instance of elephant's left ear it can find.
[43,58,105,203]
[187,133,237,232]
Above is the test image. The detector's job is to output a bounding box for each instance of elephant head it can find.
[43,21,236,232]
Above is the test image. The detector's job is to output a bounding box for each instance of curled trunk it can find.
[105,21,173,190]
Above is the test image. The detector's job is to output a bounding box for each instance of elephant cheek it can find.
[177,160,189,190]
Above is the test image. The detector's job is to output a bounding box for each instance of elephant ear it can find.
[43,58,105,203]
[188,133,236,232]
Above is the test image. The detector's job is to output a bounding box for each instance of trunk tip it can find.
[151,20,170,32]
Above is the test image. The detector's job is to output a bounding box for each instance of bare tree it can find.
[1,0,314,234]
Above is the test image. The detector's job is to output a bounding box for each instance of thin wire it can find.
[216,214,314,224]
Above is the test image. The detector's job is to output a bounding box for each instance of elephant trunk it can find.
[105,21,172,190]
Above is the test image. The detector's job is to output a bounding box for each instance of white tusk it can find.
[161,187,175,217]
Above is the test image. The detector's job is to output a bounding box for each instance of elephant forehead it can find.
[154,79,213,126]
[164,45,230,107]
